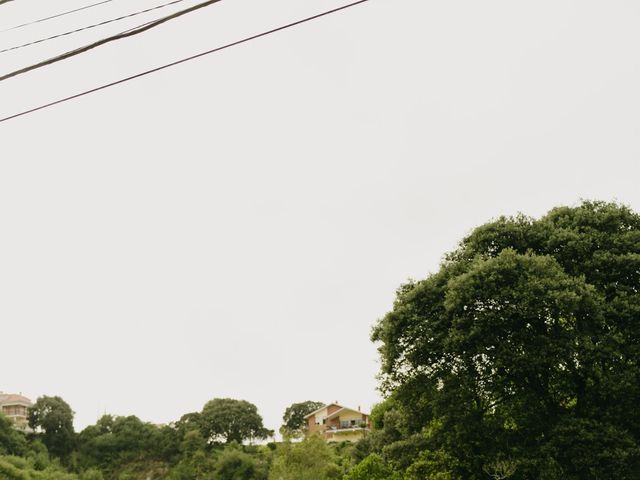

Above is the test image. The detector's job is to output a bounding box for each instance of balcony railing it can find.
[326,422,369,431]
[1,409,28,417]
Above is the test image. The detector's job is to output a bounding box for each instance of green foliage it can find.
[77,415,171,476]
[4,399,344,480]
[26,440,51,471]
[0,454,78,480]
[280,401,324,438]
[268,435,340,480]
[180,429,207,456]
[174,412,202,439]
[165,427,214,480]
[0,457,30,480]
[200,399,272,444]
[371,201,640,478]
[8,201,640,480]
[539,417,640,479]
[0,413,27,456]
[79,469,104,480]
[28,396,76,461]
[361,398,410,461]
[155,425,181,463]
[404,449,459,480]
[109,459,168,480]
[214,444,268,480]
[343,453,399,480]
[167,446,215,480]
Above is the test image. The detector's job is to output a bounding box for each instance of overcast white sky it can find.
[1,0,639,433]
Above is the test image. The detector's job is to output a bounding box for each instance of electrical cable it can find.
[0,0,370,124]
[1,0,188,54]
[1,0,117,33]
[0,0,223,82]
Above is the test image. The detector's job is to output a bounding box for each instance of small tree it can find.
[28,396,75,460]
[200,398,271,444]
[280,401,324,438]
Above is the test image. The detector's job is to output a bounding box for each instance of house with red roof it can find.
[0,392,32,432]
[304,402,371,442]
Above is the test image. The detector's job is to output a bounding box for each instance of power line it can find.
[0,0,223,82]
[0,0,370,124]
[1,0,118,34]
[1,0,188,54]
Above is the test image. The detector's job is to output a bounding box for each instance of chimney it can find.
[358,406,361,412]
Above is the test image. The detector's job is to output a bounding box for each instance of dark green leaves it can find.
[372,201,640,478]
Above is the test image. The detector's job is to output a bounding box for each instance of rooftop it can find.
[304,403,370,419]
[0,393,32,406]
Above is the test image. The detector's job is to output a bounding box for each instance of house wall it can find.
[0,405,30,431]
[325,430,368,443]
[306,405,371,439]
[338,411,366,423]
[307,407,328,433]
[1,405,28,417]
[327,417,340,429]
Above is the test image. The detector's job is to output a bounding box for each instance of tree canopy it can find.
[280,401,324,438]
[28,396,76,460]
[371,201,640,479]
[200,398,272,444]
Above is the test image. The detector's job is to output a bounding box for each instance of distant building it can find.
[0,392,32,432]
[304,403,371,442]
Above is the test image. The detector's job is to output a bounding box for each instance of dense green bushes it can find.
[0,454,78,480]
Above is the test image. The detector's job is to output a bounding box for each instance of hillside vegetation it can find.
[2,201,639,479]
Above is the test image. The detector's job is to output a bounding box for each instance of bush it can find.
[344,454,400,480]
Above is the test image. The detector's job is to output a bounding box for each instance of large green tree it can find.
[372,201,640,479]
[199,398,272,444]
[28,395,76,460]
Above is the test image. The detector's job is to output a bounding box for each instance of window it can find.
[2,406,26,416]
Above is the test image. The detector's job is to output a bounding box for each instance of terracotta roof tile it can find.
[0,394,32,406]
